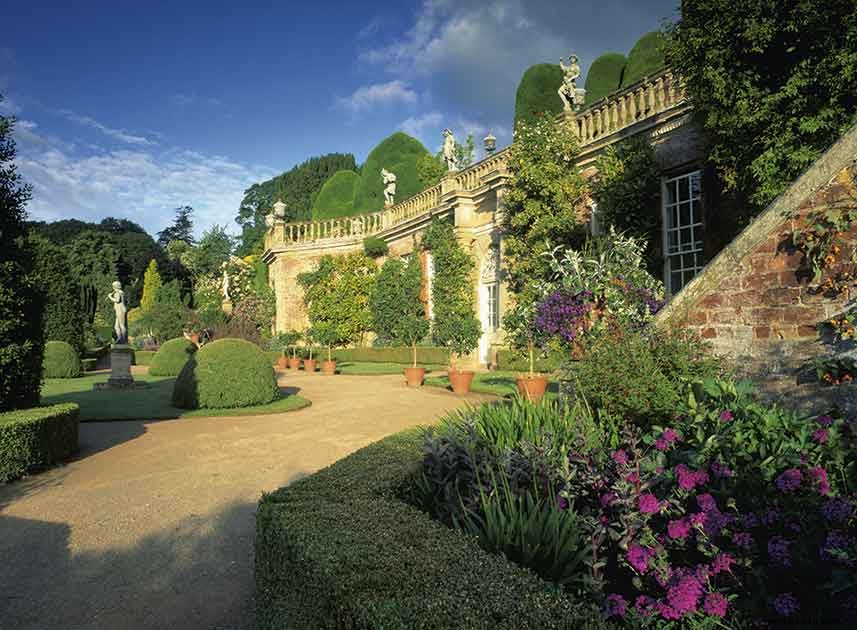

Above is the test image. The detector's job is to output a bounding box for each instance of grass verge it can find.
[424,370,561,398]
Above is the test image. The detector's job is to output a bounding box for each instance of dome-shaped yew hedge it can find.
[620,31,667,88]
[514,63,565,127]
[148,337,196,376]
[172,338,279,409]
[584,53,627,105]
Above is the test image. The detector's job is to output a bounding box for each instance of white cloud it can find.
[399,111,443,143]
[13,121,275,237]
[335,80,417,115]
[57,109,156,146]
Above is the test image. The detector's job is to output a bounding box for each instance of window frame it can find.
[661,170,704,295]
[486,283,500,332]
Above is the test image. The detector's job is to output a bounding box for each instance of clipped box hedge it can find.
[256,431,612,630]
[296,346,450,365]
[0,403,80,482]
[81,358,97,372]
[495,349,566,373]
[134,350,156,366]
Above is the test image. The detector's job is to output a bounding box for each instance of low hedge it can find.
[256,431,612,630]
[43,340,81,378]
[295,346,450,365]
[81,358,97,372]
[0,403,80,482]
[149,338,196,376]
[495,349,565,373]
[134,350,156,366]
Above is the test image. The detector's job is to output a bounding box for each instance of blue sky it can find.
[2,0,677,237]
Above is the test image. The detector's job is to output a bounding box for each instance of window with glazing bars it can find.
[662,171,704,294]
[486,283,499,331]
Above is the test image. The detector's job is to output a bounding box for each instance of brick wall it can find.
[656,124,857,412]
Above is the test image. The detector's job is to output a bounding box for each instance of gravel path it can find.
[0,371,491,630]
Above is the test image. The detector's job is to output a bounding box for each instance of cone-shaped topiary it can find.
[620,31,666,88]
[514,63,565,127]
[311,170,360,220]
[584,53,627,105]
[352,133,430,214]
[42,341,81,378]
[172,338,279,409]
[148,337,196,376]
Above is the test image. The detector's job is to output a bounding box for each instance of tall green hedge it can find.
[0,403,79,482]
[584,53,627,105]
[620,31,666,88]
[353,133,430,214]
[514,63,565,127]
[256,430,612,629]
[31,234,85,354]
[311,169,360,220]
[43,341,81,378]
[173,338,278,409]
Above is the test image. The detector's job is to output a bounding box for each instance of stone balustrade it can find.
[452,147,511,191]
[570,68,686,146]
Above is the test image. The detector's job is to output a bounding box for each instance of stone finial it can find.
[273,200,287,218]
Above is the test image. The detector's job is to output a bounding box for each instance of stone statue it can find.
[107,281,128,344]
[264,213,275,228]
[221,267,231,302]
[381,168,397,207]
[442,128,457,171]
[558,54,586,111]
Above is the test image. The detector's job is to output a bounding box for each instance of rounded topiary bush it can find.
[352,132,430,214]
[148,337,196,376]
[172,338,279,409]
[43,341,81,378]
[514,63,565,127]
[620,31,666,88]
[584,52,627,105]
[312,170,360,220]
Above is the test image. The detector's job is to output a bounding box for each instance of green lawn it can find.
[424,370,561,398]
[333,362,447,376]
[41,374,311,422]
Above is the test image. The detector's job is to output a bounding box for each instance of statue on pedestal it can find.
[381,168,397,207]
[442,128,457,171]
[107,281,128,344]
[558,54,586,111]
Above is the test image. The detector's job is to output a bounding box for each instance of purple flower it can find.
[773,592,799,617]
[761,508,779,526]
[710,553,735,575]
[534,289,593,343]
[719,410,733,422]
[599,492,616,507]
[742,512,759,529]
[667,574,703,616]
[612,449,629,465]
[703,592,728,618]
[696,493,717,512]
[823,497,855,523]
[639,493,660,514]
[655,438,669,451]
[768,536,792,567]
[812,427,830,444]
[627,544,654,573]
[817,414,833,427]
[776,468,802,493]
[821,530,850,564]
[668,518,691,540]
[808,466,831,495]
[732,532,753,549]
[605,593,627,618]
[635,595,656,617]
[710,460,733,478]
[556,496,569,511]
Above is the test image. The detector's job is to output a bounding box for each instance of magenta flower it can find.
[773,592,799,617]
[639,493,660,514]
[703,592,728,618]
[808,466,830,495]
[732,531,753,549]
[599,492,616,507]
[668,518,691,540]
[817,414,833,427]
[812,427,829,444]
[655,438,669,451]
[775,468,802,493]
[604,593,627,618]
[696,493,717,512]
[719,410,733,422]
[627,544,654,573]
[635,595,656,617]
[676,464,709,490]
[612,449,629,465]
[710,553,735,575]
[667,574,703,616]
[556,495,569,510]
[662,428,678,443]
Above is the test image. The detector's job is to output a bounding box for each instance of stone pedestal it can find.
[222,299,234,316]
[93,344,147,390]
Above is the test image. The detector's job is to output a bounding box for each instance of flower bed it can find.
[255,430,613,630]
[0,403,80,482]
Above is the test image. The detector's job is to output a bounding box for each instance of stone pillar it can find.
[94,344,145,390]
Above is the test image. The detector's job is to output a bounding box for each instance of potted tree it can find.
[398,313,430,386]
[313,322,340,376]
[505,303,550,403]
[271,333,289,369]
[392,252,431,387]
[302,329,317,373]
[437,315,481,394]
[285,330,302,369]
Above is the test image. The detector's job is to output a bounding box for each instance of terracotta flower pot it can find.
[448,368,474,395]
[403,366,426,387]
[288,358,301,370]
[321,360,337,375]
[516,375,548,403]
[303,358,317,373]
[277,356,288,369]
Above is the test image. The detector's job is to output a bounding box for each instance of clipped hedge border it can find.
[81,358,97,372]
[293,346,450,365]
[0,403,80,482]
[134,350,156,366]
[256,431,612,630]
[495,349,565,373]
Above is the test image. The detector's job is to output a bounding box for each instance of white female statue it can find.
[381,168,397,207]
[442,128,457,171]
[107,281,128,344]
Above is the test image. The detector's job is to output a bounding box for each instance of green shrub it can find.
[31,234,85,354]
[42,340,81,378]
[620,31,666,88]
[133,350,155,366]
[495,349,564,372]
[514,63,565,126]
[148,337,196,376]
[311,169,360,219]
[584,53,626,105]
[569,329,721,430]
[363,235,389,258]
[352,132,430,214]
[172,338,278,409]
[297,346,449,364]
[256,430,613,630]
[0,403,79,482]
[81,358,97,372]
